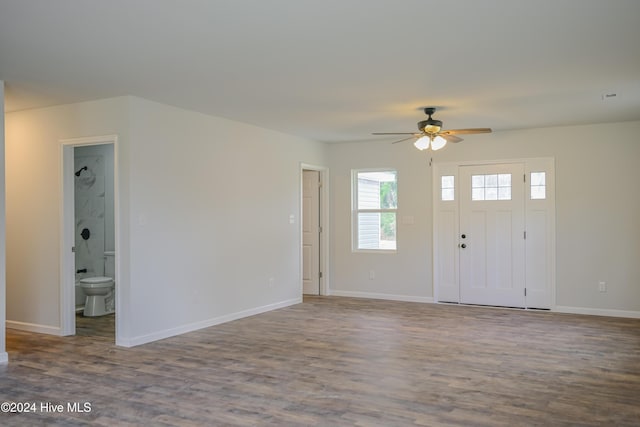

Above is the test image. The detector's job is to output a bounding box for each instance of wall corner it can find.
[1,80,7,362]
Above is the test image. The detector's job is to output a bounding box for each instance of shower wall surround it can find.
[74,144,114,281]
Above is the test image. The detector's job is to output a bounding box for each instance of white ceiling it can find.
[1,0,639,143]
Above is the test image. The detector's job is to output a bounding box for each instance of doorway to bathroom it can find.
[60,135,119,340]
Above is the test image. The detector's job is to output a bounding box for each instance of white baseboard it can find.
[0,352,8,364]
[329,290,434,304]
[554,305,640,319]
[326,294,640,319]
[6,320,63,335]
[118,297,302,348]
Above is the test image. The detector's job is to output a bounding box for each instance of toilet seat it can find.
[80,276,113,286]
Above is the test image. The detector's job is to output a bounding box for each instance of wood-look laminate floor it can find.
[75,313,115,339]
[2,296,640,426]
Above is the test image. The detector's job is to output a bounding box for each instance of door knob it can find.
[461,243,467,249]
[461,234,466,239]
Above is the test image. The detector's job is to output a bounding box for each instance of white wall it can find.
[328,120,640,314]
[0,81,7,363]
[6,91,638,353]
[329,141,434,302]
[5,95,326,346]
[5,97,131,335]
[125,97,326,344]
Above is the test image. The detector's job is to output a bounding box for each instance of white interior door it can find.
[302,170,320,295]
[459,163,525,307]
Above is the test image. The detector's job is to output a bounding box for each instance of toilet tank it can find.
[104,251,116,279]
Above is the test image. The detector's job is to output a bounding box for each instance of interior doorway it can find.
[60,135,119,339]
[303,170,321,295]
[300,164,328,296]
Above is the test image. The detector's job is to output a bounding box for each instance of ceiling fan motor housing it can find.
[418,119,442,134]
[418,107,442,133]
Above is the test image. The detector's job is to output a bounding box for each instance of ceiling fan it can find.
[372,107,492,151]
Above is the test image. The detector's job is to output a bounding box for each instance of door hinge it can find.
[524,231,527,239]
[524,173,526,182]
[72,246,76,253]
[319,226,322,233]
[524,288,527,296]
[319,272,323,279]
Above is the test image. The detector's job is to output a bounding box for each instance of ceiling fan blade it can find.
[441,128,492,135]
[391,136,418,144]
[372,132,419,135]
[439,133,463,143]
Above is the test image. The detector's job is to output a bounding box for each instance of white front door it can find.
[302,170,320,295]
[459,163,526,307]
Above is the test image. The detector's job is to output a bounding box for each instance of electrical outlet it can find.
[598,281,607,293]
[369,270,375,280]
[268,277,275,287]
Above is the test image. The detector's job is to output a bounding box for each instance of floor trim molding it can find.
[6,320,63,335]
[329,290,434,304]
[118,297,302,347]
[327,293,640,319]
[555,305,640,319]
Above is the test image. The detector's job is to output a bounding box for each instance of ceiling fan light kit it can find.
[373,107,492,151]
[430,135,447,150]
[414,135,447,151]
[414,136,431,150]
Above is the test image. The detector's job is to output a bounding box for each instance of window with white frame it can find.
[353,170,397,251]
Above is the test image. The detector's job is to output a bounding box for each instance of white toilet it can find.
[80,251,115,317]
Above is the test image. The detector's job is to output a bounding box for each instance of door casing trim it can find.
[300,163,329,296]
[432,157,556,309]
[60,135,120,339]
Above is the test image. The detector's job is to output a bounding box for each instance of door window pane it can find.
[441,175,455,201]
[498,187,512,200]
[472,188,485,201]
[486,186,498,200]
[530,172,546,200]
[499,174,511,187]
[472,175,485,188]
[472,173,512,201]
